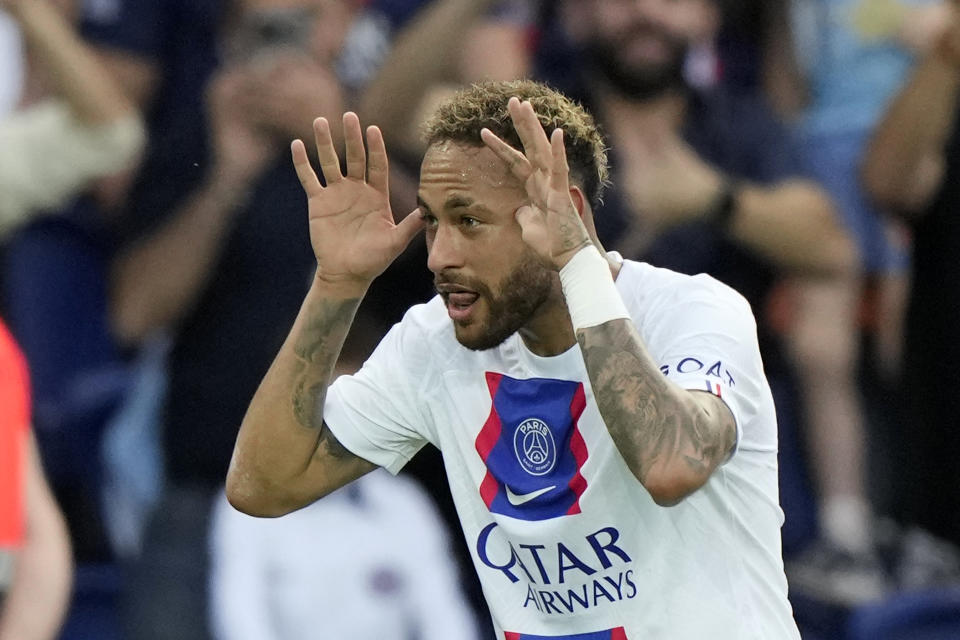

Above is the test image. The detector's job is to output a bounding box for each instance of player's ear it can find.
[571,186,601,247]
[569,185,587,218]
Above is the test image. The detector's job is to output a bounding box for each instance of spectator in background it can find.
[0,319,72,640]
[210,472,481,640]
[757,0,957,602]
[0,0,145,575]
[209,318,481,640]
[0,0,144,238]
[535,0,852,278]
[359,0,533,156]
[104,2,412,638]
[863,0,960,584]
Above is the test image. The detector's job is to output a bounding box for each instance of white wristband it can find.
[559,246,630,330]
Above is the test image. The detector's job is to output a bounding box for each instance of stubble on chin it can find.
[454,257,555,352]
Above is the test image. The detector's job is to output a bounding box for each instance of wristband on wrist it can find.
[559,246,631,330]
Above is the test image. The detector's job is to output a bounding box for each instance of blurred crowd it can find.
[1,0,960,638]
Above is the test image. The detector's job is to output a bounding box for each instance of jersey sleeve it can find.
[643,276,773,459]
[0,321,30,549]
[323,319,432,474]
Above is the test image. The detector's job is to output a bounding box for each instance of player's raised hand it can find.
[291,112,423,289]
[481,98,592,270]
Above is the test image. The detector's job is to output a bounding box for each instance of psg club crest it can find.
[514,418,556,476]
[475,372,589,521]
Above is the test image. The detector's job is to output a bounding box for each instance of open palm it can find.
[480,98,591,270]
[291,112,423,287]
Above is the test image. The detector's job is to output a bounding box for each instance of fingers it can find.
[480,128,531,180]
[366,125,389,195]
[514,204,549,253]
[515,204,539,229]
[313,117,343,184]
[508,97,552,170]
[304,113,391,198]
[343,112,366,181]
[550,128,571,193]
[291,139,322,197]
[394,207,426,249]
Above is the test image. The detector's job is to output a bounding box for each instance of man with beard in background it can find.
[540,0,852,277]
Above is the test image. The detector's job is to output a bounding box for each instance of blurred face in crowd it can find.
[233,0,357,64]
[420,142,561,352]
[569,0,715,99]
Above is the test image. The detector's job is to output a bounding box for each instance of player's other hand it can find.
[291,113,424,290]
[481,97,592,271]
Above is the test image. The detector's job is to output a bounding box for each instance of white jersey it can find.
[325,259,800,640]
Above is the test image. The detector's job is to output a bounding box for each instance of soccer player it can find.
[227,80,801,639]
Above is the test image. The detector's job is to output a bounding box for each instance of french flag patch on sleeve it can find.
[503,627,627,640]
[704,379,723,397]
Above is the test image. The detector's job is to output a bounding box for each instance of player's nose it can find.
[426,223,465,274]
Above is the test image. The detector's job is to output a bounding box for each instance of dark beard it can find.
[445,251,555,352]
[582,33,687,101]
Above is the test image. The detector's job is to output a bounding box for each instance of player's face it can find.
[419,142,560,351]
[577,0,709,98]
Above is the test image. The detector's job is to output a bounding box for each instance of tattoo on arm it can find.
[289,297,359,431]
[558,220,591,252]
[317,420,359,460]
[577,319,735,484]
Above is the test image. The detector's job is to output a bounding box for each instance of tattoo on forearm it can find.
[290,298,358,430]
[578,320,734,483]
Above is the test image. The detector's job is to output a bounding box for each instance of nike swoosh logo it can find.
[505,485,556,506]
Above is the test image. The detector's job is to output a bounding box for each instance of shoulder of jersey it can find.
[622,260,752,316]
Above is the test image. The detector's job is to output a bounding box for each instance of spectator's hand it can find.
[481,97,592,270]
[898,2,955,54]
[617,128,726,230]
[207,66,278,185]
[291,113,423,287]
[243,54,344,144]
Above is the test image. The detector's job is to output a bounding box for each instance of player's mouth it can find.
[437,284,480,322]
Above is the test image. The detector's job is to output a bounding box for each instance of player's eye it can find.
[460,216,480,229]
[420,212,438,229]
